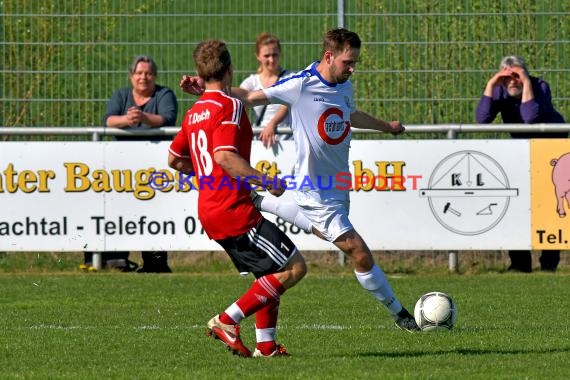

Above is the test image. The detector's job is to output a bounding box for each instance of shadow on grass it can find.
[357,346,570,358]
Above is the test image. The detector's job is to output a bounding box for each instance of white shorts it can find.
[294,190,353,242]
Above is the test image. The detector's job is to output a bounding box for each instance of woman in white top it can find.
[240,33,292,148]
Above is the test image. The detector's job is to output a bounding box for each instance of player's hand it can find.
[388,121,405,135]
[259,126,277,148]
[268,188,284,197]
[180,75,204,95]
[267,177,286,197]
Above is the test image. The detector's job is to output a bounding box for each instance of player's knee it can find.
[292,254,307,280]
[352,251,374,270]
[336,231,372,260]
[284,253,307,287]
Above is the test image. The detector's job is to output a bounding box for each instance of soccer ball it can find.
[414,291,457,331]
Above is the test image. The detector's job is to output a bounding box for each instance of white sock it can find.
[260,197,312,233]
[224,302,245,324]
[255,327,276,343]
[355,264,402,315]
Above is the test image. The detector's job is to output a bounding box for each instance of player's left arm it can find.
[350,110,405,135]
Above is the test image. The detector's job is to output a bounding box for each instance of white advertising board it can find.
[0,140,530,251]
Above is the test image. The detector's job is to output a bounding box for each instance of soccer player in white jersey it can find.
[180,28,419,332]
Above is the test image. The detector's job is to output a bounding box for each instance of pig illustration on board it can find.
[551,153,570,217]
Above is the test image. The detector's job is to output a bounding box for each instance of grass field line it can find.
[11,324,489,336]
[13,323,379,331]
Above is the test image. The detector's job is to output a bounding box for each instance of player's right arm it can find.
[230,87,269,108]
[214,150,284,196]
[179,75,269,109]
[168,121,193,175]
[179,75,204,95]
[168,153,194,175]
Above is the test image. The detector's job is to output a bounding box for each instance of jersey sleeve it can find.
[263,74,303,107]
[211,97,244,154]
[169,117,190,158]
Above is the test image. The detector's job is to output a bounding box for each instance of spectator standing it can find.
[476,55,566,272]
[240,32,292,150]
[240,33,313,233]
[169,39,306,357]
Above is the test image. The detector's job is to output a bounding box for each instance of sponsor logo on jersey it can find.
[317,107,350,145]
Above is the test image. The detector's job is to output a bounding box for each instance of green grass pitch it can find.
[1,271,569,379]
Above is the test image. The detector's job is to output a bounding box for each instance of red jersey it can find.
[169,90,261,240]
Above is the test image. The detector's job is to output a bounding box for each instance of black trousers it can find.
[508,250,560,272]
[84,251,170,272]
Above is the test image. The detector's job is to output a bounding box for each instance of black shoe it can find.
[540,264,557,272]
[137,265,172,273]
[137,251,171,273]
[249,191,264,210]
[507,264,532,273]
[394,308,420,332]
[121,260,140,272]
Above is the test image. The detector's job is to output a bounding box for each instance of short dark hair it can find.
[193,40,232,82]
[322,28,361,55]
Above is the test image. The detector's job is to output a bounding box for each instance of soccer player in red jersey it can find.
[180,29,419,333]
[168,40,307,358]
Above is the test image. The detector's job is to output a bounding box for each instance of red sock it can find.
[256,341,277,354]
[255,303,279,354]
[255,303,279,329]
[220,274,285,327]
[237,274,285,317]
[219,312,236,325]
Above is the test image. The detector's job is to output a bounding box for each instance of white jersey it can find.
[263,62,356,192]
[240,71,292,131]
